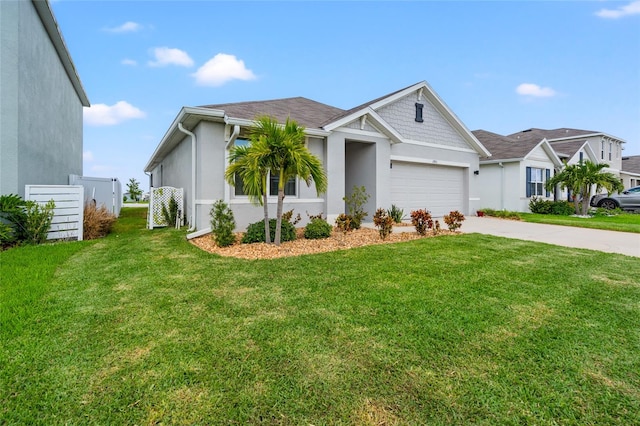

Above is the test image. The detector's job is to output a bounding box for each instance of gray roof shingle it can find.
[622,155,640,174]
[198,97,345,130]
[472,129,544,160]
[507,128,599,144]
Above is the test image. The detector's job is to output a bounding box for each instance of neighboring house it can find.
[621,155,640,189]
[507,128,625,176]
[473,130,563,212]
[0,0,90,198]
[144,81,490,233]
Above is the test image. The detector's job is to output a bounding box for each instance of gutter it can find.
[177,123,197,232]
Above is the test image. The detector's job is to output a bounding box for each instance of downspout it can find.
[225,125,240,149]
[177,123,197,232]
[498,162,505,210]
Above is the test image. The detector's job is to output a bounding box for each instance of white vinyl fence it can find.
[25,185,84,241]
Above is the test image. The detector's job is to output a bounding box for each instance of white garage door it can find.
[391,161,465,217]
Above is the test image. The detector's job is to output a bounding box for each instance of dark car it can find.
[590,186,640,211]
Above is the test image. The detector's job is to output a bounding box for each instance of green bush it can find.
[530,197,576,216]
[387,204,404,223]
[23,200,55,244]
[162,195,179,227]
[242,219,296,244]
[304,218,332,240]
[210,200,236,247]
[481,209,522,220]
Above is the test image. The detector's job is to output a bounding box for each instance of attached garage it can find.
[390,160,466,217]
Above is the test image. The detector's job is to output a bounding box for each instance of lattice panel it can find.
[147,186,184,229]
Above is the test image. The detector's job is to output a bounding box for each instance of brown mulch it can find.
[190,226,456,260]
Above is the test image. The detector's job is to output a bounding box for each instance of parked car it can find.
[590,186,640,211]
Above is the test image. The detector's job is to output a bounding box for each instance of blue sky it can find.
[51,1,640,191]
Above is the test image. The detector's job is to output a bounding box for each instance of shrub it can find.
[481,209,522,220]
[410,209,433,236]
[434,220,441,235]
[304,218,332,240]
[0,194,27,246]
[162,194,180,227]
[23,200,55,244]
[387,204,404,223]
[335,213,353,234]
[373,208,394,240]
[210,200,236,247]
[242,219,296,244]
[83,202,117,240]
[529,197,575,216]
[343,185,369,229]
[444,210,465,231]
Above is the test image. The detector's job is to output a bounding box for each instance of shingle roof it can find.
[472,129,543,160]
[622,155,640,174]
[547,139,590,159]
[507,128,599,144]
[198,97,345,130]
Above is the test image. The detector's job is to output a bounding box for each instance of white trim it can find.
[522,138,563,168]
[469,197,480,201]
[225,198,325,205]
[390,155,470,169]
[401,139,478,153]
[481,158,523,165]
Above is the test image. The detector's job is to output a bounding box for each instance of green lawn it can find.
[520,212,640,233]
[2,208,639,424]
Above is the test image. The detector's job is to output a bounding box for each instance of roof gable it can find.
[323,81,490,156]
[473,129,562,167]
[622,155,640,174]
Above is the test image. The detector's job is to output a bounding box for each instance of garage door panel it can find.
[391,162,464,217]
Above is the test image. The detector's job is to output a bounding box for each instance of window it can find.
[526,167,550,197]
[601,141,605,160]
[609,142,612,161]
[415,103,424,122]
[269,174,296,196]
[579,151,584,162]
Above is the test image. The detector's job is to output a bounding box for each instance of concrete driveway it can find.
[461,216,640,258]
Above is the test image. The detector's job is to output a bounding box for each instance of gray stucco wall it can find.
[1,0,84,197]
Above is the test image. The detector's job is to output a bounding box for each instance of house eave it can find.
[32,0,90,106]
[144,107,226,172]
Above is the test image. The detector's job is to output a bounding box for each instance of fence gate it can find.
[147,186,184,229]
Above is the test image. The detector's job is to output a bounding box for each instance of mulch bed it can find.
[190,226,456,260]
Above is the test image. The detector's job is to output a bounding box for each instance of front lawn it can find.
[520,212,640,233]
[1,208,639,424]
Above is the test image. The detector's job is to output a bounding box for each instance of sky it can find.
[50,0,640,192]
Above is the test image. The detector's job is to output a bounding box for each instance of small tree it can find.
[343,185,369,229]
[127,178,143,202]
[210,200,236,247]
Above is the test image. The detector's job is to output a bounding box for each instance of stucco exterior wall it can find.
[1,0,84,197]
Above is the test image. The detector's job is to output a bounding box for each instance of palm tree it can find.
[546,160,624,215]
[225,139,272,243]
[269,117,327,245]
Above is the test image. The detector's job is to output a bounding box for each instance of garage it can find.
[390,161,466,217]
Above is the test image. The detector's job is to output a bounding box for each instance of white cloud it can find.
[105,21,142,33]
[83,151,94,162]
[148,47,194,67]
[595,1,640,18]
[192,53,256,87]
[83,101,146,126]
[121,59,137,66]
[516,83,556,98]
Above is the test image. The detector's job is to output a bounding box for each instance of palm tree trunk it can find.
[275,171,285,246]
[262,175,270,244]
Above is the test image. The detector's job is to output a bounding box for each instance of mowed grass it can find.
[520,212,640,233]
[1,208,639,425]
